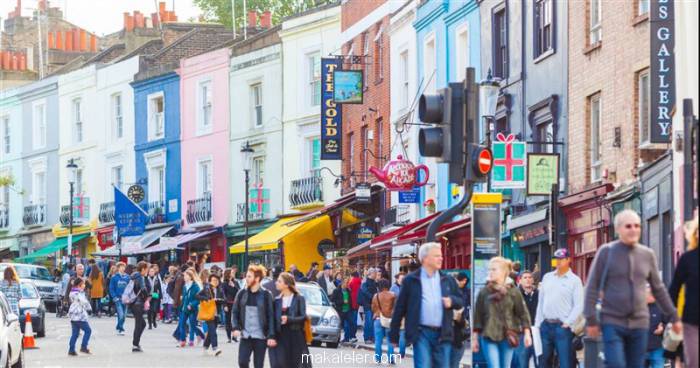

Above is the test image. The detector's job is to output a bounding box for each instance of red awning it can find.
[393,216,471,247]
[346,212,443,257]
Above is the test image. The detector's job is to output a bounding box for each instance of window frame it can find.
[112,93,123,140]
[534,0,556,59]
[455,23,470,81]
[111,165,124,192]
[32,170,46,205]
[32,102,47,149]
[1,116,9,155]
[589,94,602,183]
[423,33,437,93]
[197,79,213,134]
[492,4,509,79]
[307,52,321,108]
[637,69,651,146]
[399,49,410,110]
[637,0,650,16]
[250,82,263,128]
[252,156,265,186]
[147,92,165,141]
[589,0,602,45]
[196,158,213,198]
[72,98,83,144]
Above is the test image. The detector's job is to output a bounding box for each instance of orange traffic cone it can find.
[23,312,38,349]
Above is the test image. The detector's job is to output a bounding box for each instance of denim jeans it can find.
[482,338,514,368]
[398,329,406,357]
[513,333,538,368]
[341,310,354,342]
[645,348,665,368]
[601,324,648,368]
[69,321,91,353]
[413,327,451,368]
[539,321,573,368]
[176,309,204,342]
[363,308,374,342]
[115,300,126,332]
[450,342,467,368]
[373,319,395,363]
[203,319,218,349]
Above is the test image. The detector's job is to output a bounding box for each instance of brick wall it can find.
[341,0,386,31]
[340,10,391,195]
[567,0,663,194]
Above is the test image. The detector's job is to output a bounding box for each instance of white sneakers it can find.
[204,348,222,357]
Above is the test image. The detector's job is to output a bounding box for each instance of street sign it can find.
[491,133,527,189]
[526,153,560,196]
[471,193,502,305]
[398,187,421,204]
[355,183,372,204]
[477,148,493,175]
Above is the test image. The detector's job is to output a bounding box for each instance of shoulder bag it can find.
[197,288,217,321]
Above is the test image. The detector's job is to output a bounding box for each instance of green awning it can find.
[15,233,89,262]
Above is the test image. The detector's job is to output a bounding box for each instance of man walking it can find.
[584,210,682,368]
[359,268,379,343]
[535,249,583,368]
[130,261,149,352]
[515,270,539,368]
[317,264,336,297]
[390,242,463,367]
[232,265,275,368]
[109,262,130,335]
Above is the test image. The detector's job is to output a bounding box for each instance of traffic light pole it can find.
[426,181,474,242]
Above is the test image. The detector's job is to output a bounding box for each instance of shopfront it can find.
[508,208,550,272]
[640,153,674,282]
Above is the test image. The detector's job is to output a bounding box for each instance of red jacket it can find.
[348,276,362,310]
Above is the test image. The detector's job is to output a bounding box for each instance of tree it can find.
[193,0,333,28]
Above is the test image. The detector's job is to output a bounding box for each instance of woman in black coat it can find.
[145,264,163,329]
[222,268,240,343]
[271,272,310,368]
[196,274,225,356]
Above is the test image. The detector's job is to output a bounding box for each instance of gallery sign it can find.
[650,0,675,143]
[526,153,560,196]
[321,58,342,160]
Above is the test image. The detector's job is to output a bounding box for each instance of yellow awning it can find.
[230,216,305,254]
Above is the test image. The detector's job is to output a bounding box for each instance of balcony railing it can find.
[186,193,212,225]
[146,200,166,225]
[289,174,323,209]
[0,205,8,229]
[23,204,46,227]
[236,203,267,223]
[384,205,412,227]
[98,202,115,223]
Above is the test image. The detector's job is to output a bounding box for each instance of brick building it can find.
[340,0,392,193]
[562,0,670,281]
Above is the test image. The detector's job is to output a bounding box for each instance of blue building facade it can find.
[131,72,182,224]
[414,0,481,215]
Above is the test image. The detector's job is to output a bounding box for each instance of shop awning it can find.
[15,233,90,262]
[230,216,306,254]
[158,228,219,250]
[92,226,173,257]
[229,215,335,257]
[392,216,471,247]
[345,212,441,257]
[507,208,548,230]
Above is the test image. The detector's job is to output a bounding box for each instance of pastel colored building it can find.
[0,87,23,257]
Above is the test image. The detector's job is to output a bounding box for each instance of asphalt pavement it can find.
[25,314,415,368]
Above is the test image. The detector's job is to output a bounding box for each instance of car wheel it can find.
[310,340,321,347]
[10,347,24,368]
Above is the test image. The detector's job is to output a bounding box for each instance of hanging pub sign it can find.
[491,133,527,189]
[355,183,372,204]
[321,58,342,160]
[369,155,429,191]
[526,153,560,196]
[650,0,675,143]
[333,70,364,104]
[356,226,375,242]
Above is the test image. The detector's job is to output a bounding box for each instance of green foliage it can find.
[0,175,14,188]
[193,0,332,28]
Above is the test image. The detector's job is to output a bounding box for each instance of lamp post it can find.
[240,141,254,270]
[479,69,501,192]
[66,159,78,264]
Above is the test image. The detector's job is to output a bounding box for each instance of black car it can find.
[19,281,46,338]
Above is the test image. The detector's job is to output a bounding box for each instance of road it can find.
[25,314,414,367]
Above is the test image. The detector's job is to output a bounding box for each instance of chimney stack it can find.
[56,31,63,50]
[73,28,80,51]
[38,0,47,11]
[134,11,145,28]
[260,11,272,29]
[79,29,87,51]
[48,31,55,49]
[247,11,257,29]
[65,30,73,51]
[90,34,97,52]
[124,12,134,32]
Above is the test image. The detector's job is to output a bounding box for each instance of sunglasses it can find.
[624,223,641,229]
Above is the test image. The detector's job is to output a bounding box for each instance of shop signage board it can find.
[526,153,560,196]
[249,184,270,215]
[491,133,527,189]
[355,183,372,204]
[356,226,374,242]
[321,58,342,160]
[650,0,675,143]
[72,196,90,222]
[399,187,421,203]
[471,193,502,303]
[333,70,363,104]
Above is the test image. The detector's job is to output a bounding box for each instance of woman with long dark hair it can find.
[197,274,225,356]
[0,266,21,316]
[88,264,104,317]
[271,272,310,368]
[222,268,240,343]
[145,264,163,329]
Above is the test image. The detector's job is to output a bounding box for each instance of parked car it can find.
[18,282,45,338]
[297,282,341,348]
[0,293,24,368]
[0,264,60,312]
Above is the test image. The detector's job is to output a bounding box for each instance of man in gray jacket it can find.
[584,209,682,368]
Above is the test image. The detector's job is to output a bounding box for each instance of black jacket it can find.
[358,278,377,308]
[145,275,162,300]
[197,283,225,307]
[389,269,463,345]
[669,248,698,326]
[130,272,147,305]
[273,294,307,335]
[519,286,538,324]
[232,288,275,339]
[330,287,350,312]
[223,280,240,305]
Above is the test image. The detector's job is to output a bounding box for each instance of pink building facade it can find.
[178,47,231,264]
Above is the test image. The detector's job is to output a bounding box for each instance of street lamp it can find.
[66,158,78,264]
[240,141,254,270]
[479,69,501,192]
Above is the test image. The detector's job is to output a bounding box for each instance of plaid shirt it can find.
[0,280,21,315]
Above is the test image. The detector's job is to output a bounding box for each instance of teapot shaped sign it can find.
[368,155,429,191]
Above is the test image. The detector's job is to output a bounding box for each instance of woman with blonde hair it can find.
[472,257,532,368]
[669,215,699,367]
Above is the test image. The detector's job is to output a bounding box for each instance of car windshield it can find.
[10,265,54,281]
[298,285,331,306]
[21,283,39,299]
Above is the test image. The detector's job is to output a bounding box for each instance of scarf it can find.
[486,281,509,303]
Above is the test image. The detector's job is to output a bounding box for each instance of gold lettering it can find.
[326,108,337,118]
[326,127,337,136]
[325,117,337,127]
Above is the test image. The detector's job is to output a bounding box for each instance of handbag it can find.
[662,323,683,352]
[303,317,313,344]
[198,296,217,321]
[505,329,520,348]
[374,294,392,329]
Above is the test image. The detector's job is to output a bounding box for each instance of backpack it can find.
[121,279,137,304]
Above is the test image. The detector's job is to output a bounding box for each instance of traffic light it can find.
[418,83,464,184]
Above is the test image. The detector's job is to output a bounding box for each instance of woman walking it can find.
[197,274,224,356]
[271,272,309,368]
[105,265,117,317]
[371,279,396,364]
[223,268,240,343]
[145,264,163,330]
[176,269,204,347]
[89,264,104,317]
[472,257,532,368]
[0,266,22,316]
[331,277,353,343]
[68,278,92,356]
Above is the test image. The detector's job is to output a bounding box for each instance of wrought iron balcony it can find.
[236,203,267,223]
[146,200,166,225]
[98,202,115,224]
[289,174,323,209]
[0,205,8,229]
[186,193,212,225]
[22,204,46,227]
[384,205,412,227]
